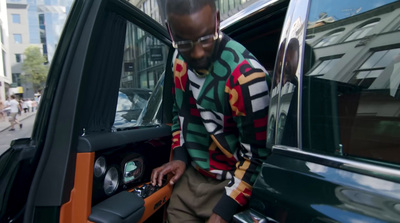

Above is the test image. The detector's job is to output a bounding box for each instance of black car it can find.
[0,0,399,222]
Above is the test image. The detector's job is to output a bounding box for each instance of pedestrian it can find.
[31,99,37,112]
[151,0,270,222]
[7,95,23,131]
[18,99,22,116]
[0,99,5,121]
[27,99,33,112]
[22,99,29,113]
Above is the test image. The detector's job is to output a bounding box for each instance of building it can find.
[6,0,72,99]
[7,0,36,98]
[35,0,74,63]
[0,0,12,102]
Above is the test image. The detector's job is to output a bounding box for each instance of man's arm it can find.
[213,59,270,221]
[151,57,189,186]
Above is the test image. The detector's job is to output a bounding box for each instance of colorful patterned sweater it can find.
[171,34,270,221]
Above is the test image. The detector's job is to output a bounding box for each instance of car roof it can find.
[221,0,283,29]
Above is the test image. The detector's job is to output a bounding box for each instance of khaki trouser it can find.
[167,166,229,223]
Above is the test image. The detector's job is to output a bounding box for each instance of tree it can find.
[21,46,49,93]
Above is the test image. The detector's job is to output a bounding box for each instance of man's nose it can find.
[190,42,205,59]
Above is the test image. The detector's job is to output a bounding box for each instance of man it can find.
[7,95,22,131]
[151,0,270,222]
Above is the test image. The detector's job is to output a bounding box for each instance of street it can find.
[0,114,36,155]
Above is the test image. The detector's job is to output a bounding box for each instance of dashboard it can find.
[91,139,171,206]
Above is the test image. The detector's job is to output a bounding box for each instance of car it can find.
[0,0,399,222]
[224,0,400,222]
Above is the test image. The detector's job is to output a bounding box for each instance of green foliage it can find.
[21,46,49,92]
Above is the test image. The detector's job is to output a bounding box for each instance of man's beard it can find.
[186,56,213,71]
[184,39,220,72]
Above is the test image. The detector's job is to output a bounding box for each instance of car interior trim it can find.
[88,191,145,223]
[77,124,171,152]
[135,183,173,223]
[272,145,400,182]
[59,152,94,223]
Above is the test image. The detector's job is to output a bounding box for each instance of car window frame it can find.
[21,0,174,221]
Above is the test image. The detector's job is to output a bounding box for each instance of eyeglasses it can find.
[167,15,220,52]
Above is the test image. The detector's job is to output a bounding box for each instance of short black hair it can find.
[165,0,216,16]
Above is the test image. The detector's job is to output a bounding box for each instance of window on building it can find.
[314,28,345,47]
[345,19,380,42]
[0,25,3,44]
[307,56,342,76]
[15,54,22,63]
[306,35,315,40]
[12,14,21,24]
[13,34,22,44]
[12,73,21,86]
[2,50,6,77]
[351,48,400,88]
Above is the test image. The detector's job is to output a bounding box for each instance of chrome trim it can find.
[272,145,400,180]
[297,0,312,149]
[94,156,107,178]
[220,0,282,29]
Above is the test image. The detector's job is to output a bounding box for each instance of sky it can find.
[308,0,398,22]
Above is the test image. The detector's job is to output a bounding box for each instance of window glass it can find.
[351,48,400,88]
[308,57,342,76]
[314,29,344,47]
[13,34,22,44]
[2,50,6,77]
[12,14,21,24]
[345,20,380,42]
[303,0,400,165]
[112,21,168,131]
[15,54,22,63]
[0,25,3,44]
[126,0,163,25]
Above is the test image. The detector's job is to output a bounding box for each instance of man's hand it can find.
[151,160,186,186]
[207,213,228,223]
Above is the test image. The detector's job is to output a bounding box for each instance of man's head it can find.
[165,0,220,72]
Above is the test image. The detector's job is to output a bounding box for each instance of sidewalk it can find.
[0,111,37,133]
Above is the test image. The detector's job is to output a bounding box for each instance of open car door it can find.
[0,0,175,222]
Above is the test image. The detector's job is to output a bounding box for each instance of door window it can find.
[112,21,169,131]
[303,0,400,165]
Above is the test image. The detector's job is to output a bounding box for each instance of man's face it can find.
[168,5,218,71]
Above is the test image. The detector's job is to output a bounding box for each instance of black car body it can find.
[0,0,399,222]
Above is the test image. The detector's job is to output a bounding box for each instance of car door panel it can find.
[1,0,174,222]
[251,147,400,222]
[231,0,400,222]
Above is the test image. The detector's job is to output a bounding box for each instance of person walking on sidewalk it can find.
[0,99,5,122]
[7,95,22,131]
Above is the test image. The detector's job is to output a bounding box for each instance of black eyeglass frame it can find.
[166,14,220,52]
